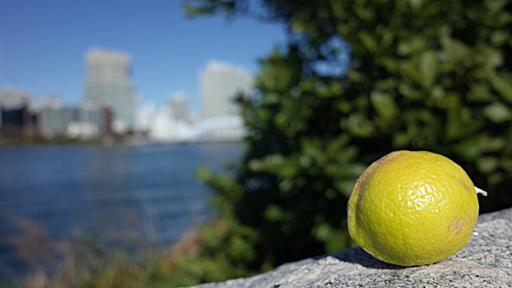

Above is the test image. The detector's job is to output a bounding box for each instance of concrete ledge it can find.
[191,208,512,287]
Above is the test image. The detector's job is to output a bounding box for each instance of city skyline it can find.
[0,0,284,113]
[0,48,256,143]
[0,51,255,118]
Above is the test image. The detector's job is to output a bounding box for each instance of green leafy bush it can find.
[188,0,512,280]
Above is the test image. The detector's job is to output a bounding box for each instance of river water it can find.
[0,143,242,278]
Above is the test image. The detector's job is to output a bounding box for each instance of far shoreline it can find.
[0,138,245,148]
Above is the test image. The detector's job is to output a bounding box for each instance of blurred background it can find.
[1,0,512,287]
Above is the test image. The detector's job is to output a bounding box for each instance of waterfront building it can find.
[197,60,253,142]
[30,95,63,111]
[0,88,35,136]
[0,88,29,110]
[84,48,137,133]
[37,106,77,137]
[169,92,190,122]
[194,115,245,142]
[80,103,113,136]
[37,102,112,139]
[135,103,156,134]
[200,60,253,119]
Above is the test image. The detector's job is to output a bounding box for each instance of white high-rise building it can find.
[200,60,253,119]
[84,48,137,133]
[169,92,189,122]
[196,60,253,142]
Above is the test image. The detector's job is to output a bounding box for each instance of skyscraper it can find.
[169,92,189,122]
[84,48,137,132]
[200,60,253,119]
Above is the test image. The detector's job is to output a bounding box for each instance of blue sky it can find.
[0,0,285,112]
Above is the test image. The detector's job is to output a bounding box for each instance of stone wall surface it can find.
[191,208,512,288]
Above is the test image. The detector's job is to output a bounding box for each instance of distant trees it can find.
[178,0,512,285]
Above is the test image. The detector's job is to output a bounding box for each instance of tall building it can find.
[200,60,253,119]
[84,48,137,133]
[195,61,254,142]
[169,92,189,122]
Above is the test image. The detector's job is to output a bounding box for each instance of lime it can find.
[347,150,480,266]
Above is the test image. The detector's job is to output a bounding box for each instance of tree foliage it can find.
[186,0,512,283]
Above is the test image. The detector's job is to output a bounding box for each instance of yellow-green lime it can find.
[348,150,479,266]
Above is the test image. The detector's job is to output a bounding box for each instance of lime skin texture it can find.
[348,151,479,266]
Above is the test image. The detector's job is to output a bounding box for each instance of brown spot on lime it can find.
[449,219,464,235]
[458,179,471,193]
[352,151,406,195]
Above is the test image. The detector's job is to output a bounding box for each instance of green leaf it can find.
[371,91,398,122]
[408,0,424,11]
[468,84,493,102]
[453,136,485,159]
[358,31,378,53]
[345,113,375,137]
[399,83,423,100]
[477,157,499,174]
[398,37,427,56]
[441,35,471,64]
[446,106,482,140]
[491,76,512,103]
[264,205,285,222]
[335,179,357,197]
[483,102,511,123]
[419,51,438,87]
[312,224,350,253]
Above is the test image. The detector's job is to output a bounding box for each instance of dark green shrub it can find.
[187,0,512,281]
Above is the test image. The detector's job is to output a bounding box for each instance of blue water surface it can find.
[0,143,242,277]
